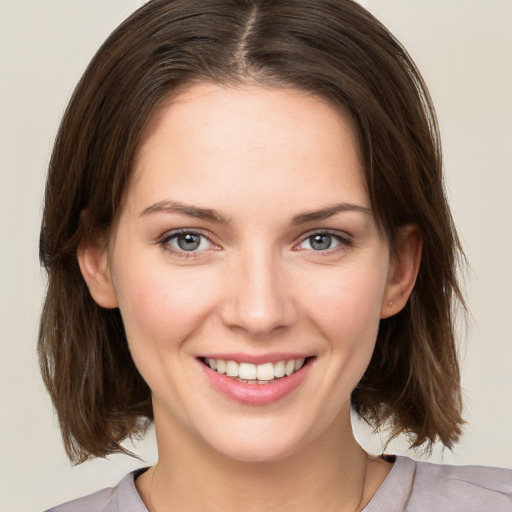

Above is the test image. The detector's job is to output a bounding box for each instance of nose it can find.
[219,248,298,337]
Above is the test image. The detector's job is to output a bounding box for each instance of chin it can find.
[197,416,319,464]
[214,438,301,464]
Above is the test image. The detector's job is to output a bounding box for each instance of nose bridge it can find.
[221,244,296,336]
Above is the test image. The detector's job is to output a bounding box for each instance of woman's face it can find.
[83,83,409,462]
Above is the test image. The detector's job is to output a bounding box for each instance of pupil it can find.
[177,233,200,251]
[311,234,331,250]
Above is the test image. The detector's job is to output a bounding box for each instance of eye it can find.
[297,231,351,251]
[302,233,339,251]
[160,230,213,254]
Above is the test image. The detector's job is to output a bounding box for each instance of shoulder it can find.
[382,456,512,512]
[44,487,116,512]
[410,457,512,510]
[43,469,148,512]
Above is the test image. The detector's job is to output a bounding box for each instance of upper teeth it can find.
[205,358,306,381]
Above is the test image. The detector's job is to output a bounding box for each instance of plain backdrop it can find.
[0,1,511,511]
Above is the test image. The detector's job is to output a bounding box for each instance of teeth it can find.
[226,360,238,377]
[256,362,274,381]
[285,360,295,376]
[274,361,285,378]
[294,358,305,371]
[239,362,257,380]
[216,359,226,374]
[205,357,307,382]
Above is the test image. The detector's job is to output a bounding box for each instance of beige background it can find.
[0,1,511,511]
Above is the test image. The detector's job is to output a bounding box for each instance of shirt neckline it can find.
[120,456,415,512]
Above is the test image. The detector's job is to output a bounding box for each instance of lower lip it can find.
[199,360,313,406]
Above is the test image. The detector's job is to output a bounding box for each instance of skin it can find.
[79,83,421,511]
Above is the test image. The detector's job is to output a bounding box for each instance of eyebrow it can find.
[139,200,371,225]
[139,200,231,224]
[291,203,371,224]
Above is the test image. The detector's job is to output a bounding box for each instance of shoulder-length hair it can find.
[39,0,465,463]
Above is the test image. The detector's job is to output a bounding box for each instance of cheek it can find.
[113,264,220,351]
[112,264,224,407]
[298,259,389,389]
[302,262,388,334]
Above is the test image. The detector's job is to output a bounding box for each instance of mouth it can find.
[199,356,312,385]
[198,355,315,405]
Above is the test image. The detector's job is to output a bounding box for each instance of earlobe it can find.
[77,237,118,309]
[381,225,422,319]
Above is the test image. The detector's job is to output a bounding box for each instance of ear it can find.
[380,225,422,319]
[77,236,118,309]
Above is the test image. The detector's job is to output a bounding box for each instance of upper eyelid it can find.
[297,228,352,242]
[158,229,217,253]
[292,229,353,252]
[159,228,214,242]
[158,230,217,260]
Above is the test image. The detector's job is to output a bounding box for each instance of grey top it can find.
[46,455,512,511]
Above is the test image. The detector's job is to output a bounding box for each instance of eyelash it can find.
[294,230,353,253]
[157,229,353,259]
[158,229,215,259]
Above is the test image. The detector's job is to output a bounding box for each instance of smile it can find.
[203,358,306,384]
[199,355,314,405]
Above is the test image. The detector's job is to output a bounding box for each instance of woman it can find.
[39,0,511,510]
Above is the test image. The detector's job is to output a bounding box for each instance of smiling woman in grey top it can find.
[38,0,511,511]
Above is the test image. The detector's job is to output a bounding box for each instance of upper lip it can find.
[198,353,314,365]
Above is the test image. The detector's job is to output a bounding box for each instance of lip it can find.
[198,356,314,406]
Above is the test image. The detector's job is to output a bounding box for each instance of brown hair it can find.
[39,0,465,463]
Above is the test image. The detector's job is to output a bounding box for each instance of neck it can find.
[139,409,370,512]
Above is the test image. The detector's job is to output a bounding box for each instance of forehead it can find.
[127,83,368,217]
